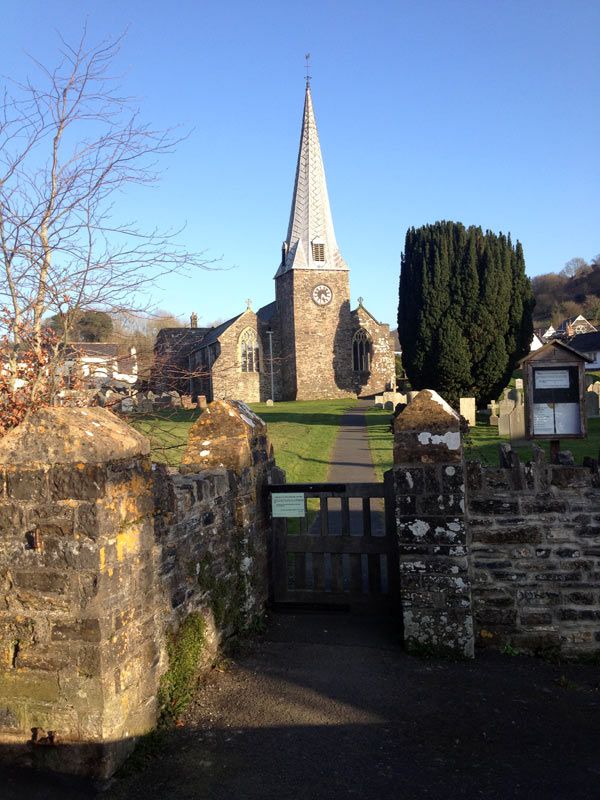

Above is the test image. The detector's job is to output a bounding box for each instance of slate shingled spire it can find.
[276,84,348,276]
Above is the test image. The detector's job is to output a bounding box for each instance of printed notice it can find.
[533,403,555,435]
[555,403,580,435]
[271,492,306,518]
[534,369,570,390]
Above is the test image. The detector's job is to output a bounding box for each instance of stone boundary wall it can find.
[0,400,275,779]
[393,389,600,660]
[468,458,600,657]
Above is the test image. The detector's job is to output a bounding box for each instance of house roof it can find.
[66,342,118,359]
[556,314,596,333]
[567,331,600,352]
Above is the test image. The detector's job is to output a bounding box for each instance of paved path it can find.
[326,399,379,484]
[320,399,384,536]
[100,612,600,800]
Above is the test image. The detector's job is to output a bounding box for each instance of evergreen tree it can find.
[398,221,534,407]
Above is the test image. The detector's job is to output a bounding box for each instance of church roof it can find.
[257,301,276,323]
[275,84,348,277]
[195,313,244,348]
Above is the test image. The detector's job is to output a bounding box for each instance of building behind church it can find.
[154,82,395,402]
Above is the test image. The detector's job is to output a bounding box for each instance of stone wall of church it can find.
[274,271,298,401]
[275,269,356,401]
[352,307,396,397]
[210,310,261,404]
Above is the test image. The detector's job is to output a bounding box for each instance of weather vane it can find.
[305,53,311,86]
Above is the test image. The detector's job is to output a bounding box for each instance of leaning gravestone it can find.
[407,391,419,404]
[459,397,476,427]
[507,403,526,443]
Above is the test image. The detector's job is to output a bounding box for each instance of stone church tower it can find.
[274,83,355,401]
[155,82,395,404]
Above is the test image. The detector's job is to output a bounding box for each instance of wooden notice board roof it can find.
[519,339,593,366]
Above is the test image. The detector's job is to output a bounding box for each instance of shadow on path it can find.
[103,611,600,800]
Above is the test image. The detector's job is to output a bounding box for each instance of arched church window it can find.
[240,328,260,373]
[353,329,371,372]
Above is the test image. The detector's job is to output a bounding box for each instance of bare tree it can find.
[560,257,591,278]
[0,30,212,416]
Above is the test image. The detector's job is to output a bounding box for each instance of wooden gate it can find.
[267,472,399,611]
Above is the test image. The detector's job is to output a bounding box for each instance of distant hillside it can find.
[532,255,600,327]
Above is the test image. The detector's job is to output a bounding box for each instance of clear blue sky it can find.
[3,0,599,329]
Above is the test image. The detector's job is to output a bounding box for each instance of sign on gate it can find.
[272,492,305,518]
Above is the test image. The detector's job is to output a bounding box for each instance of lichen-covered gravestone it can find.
[0,408,162,778]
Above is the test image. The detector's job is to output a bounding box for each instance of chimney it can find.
[190,312,198,329]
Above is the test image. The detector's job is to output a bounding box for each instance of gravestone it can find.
[121,396,135,413]
[197,395,208,410]
[384,401,394,410]
[507,403,526,443]
[138,398,154,414]
[515,378,524,390]
[407,391,419,404]
[181,394,194,409]
[586,391,599,418]
[459,397,476,427]
[266,399,274,406]
[497,396,515,436]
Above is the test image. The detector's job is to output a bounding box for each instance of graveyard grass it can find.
[364,406,600,479]
[132,399,357,482]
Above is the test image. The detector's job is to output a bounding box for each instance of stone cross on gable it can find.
[357,296,364,306]
[245,298,253,310]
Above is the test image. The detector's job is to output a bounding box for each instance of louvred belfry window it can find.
[240,328,260,372]
[353,329,371,371]
[312,242,325,261]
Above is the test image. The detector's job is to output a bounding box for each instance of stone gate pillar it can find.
[393,390,474,658]
[0,407,161,777]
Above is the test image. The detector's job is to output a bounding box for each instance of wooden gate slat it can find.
[319,497,329,536]
[330,553,344,592]
[362,497,372,536]
[341,498,350,535]
[293,551,306,590]
[312,552,326,592]
[368,553,382,594]
[349,553,363,594]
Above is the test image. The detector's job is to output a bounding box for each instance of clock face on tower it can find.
[312,284,333,306]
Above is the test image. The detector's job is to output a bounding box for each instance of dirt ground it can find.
[2,611,600,800]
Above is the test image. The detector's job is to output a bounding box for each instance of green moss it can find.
[158,613,206,724]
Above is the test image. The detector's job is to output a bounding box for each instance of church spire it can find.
[276,83,348,276]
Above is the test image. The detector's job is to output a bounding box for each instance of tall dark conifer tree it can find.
[398,221,534,407]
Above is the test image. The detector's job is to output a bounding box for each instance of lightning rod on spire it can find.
[305,53,311,86]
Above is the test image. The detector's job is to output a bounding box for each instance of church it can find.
[154,82,395,402]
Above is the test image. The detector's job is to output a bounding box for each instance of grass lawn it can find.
[131,399,357,482]
[249,399,357,482]
[364,405,600,474]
